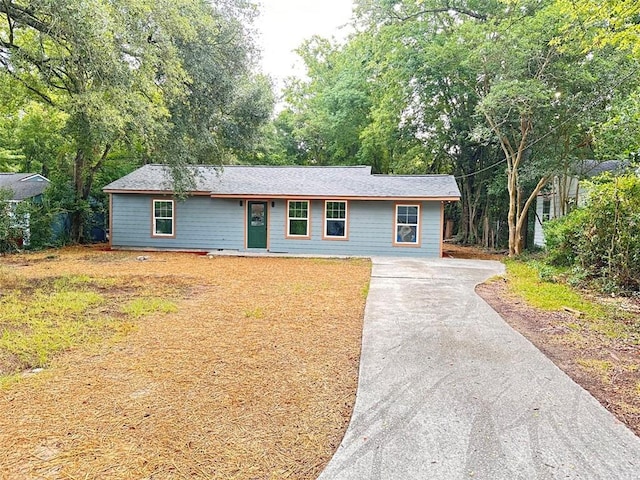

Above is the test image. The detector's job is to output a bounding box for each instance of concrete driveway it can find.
[318,257,640,480]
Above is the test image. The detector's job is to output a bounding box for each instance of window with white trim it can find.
[287,200,309,237]
[153,199,174,236]
[395,204,419,244]
[325,201,347,238]
[542,198,551,222]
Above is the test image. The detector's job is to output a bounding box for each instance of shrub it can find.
[0,188,64,252]
[545,174,640,293]
[0,188,21,252]
[543,208,589,266]
[578,175,640,292]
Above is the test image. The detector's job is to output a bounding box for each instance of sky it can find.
[255,0,354,89]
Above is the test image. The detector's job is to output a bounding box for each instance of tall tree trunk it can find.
[71,149,86,243]
[513,175,549,255]
[506,159,519,256]
[70,144,111,243]
[461,172,483,245]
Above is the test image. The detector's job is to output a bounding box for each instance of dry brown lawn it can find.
[0,247,370,479]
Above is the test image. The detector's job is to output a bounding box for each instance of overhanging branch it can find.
[0,2,51,36]
[392,2,487,23]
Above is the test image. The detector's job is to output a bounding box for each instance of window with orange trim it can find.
[324,201,347,238]
[395,204,419,244]
[287,200,309,237]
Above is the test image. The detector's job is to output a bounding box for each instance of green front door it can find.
[247,201,268,249]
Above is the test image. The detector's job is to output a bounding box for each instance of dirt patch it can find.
[443,242,506,261]
[477,280,640,437]
[0,247,370,479]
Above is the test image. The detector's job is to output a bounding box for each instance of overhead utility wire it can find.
[454,65,640,180]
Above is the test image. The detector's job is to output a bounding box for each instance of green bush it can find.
[0,188,61,252]
[543,208,589,266]
[579,175,640,292]
[0,188,21,252]
[545,174,640,293]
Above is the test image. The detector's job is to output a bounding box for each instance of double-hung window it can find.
[287,200,309,237]
[542,198,551,222]
[324,201,347,239]
[153,199,174,237]
[395,204,420,245]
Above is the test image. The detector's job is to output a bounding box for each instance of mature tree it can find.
[1,102,68,175]
[281,35,373,166]
[277,1,504,243]
[593,89,640,161]
[0,0,272,242]
[555,0,640,162]
[276,0,640,255]
[472,2,640,255]
[556,0,640,58]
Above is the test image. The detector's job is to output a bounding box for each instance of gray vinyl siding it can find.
[110,194,443,257]
[110,194,244,250]
[268,200,441,257]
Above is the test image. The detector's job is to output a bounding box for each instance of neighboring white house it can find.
[534,160,627,246]
[0,173,50,246]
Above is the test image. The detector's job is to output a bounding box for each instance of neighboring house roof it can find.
[537,159,632,199]
[0,173,50,201]
[103,164,461,200]
[572,159,629,178]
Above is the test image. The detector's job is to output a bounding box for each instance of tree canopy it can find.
[0,0,273,241]
[2,0,639,254]
[272,0,640,255]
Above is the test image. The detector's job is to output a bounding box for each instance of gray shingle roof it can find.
[574,159,629,178]
[0,173,50,201]
[103,164,461,200]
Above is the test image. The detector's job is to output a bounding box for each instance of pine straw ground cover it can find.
[0,247,370,479]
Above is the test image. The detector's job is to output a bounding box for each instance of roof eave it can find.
[209,193,460,202]
[103,189,211,196]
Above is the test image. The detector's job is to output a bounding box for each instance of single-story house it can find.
[534,160,628,246]
[103,164,461,257]
[0,172,50,202]
[0,173,50,246]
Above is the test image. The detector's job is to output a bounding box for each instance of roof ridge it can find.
[373,174,453,177]
[142,164,371,169]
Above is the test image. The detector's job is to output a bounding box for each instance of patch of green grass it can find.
[122,298,178,318]
[0,273,178,381]
[505,259,638,343]
[505,260,604,316]
[244,307,265,319]
[0,281,106,372]
[52,274,93,289]
[576,358,613,383]
[0,373,22,390]
[311,258,341,265]
[361,282,370,299]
